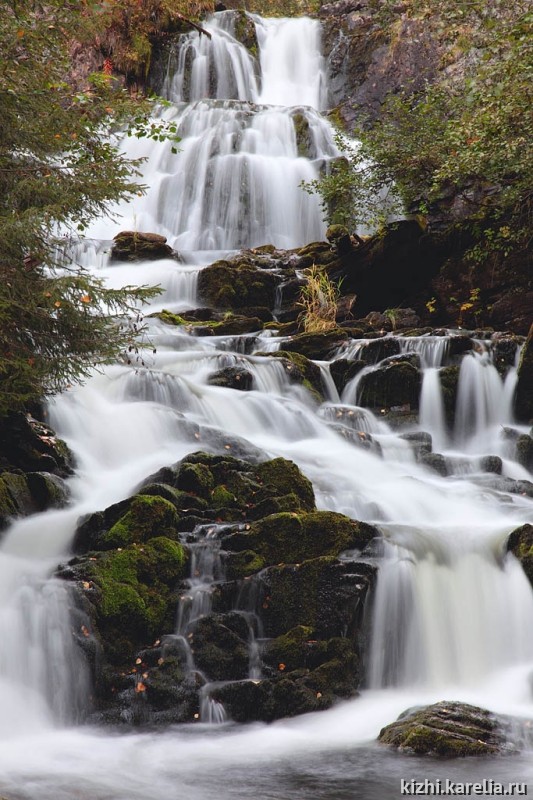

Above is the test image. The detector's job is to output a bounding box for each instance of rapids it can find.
[0,12,532,799]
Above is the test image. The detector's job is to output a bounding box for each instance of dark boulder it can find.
[358,359,421,411]
[378,701,516,756]
[207,366,255,391]
[507,523,533,587]
[111,231,177,262]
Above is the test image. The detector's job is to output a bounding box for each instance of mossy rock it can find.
[358,359,421,410]
[0,412,74,477]
[207,366,255,391]
[256,457,315,512]
[329,358,366,394]
[175,462,215,499]
[100,495,180,549]
[281,328,349,361]
[515,323,533,423]
[26,471,69,511]
[224,548,266,580]
[439,365,460,427]
[225,510,376,567]
[111,231,176,262]
[291,110,315,158]
[516,434,533,472]
[258,556,376,638]
[0,474,20,529]
[232,8,259,54]
[154,310,264,336]
[507,523,533,586]
[189,612,250,681]
[76,536,188,664]
[270,350,325,401]
[197,262,279,311]
[358,337,400,364]
[378,701,513,757]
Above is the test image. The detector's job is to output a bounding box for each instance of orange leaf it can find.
[278,663,286,671]
[17,29,25,38]
[54,301,61,308]
[135,682,146,693]
[81,294,91,303]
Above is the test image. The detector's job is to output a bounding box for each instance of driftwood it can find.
[175,13,212,38]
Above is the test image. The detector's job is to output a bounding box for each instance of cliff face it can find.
[320,1,444,128]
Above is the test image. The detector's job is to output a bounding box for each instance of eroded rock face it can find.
[378,701,517,757]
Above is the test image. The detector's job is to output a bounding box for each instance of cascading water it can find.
[1,11,533,800]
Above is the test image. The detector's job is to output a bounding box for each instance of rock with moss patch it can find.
[0,413,73,477]
[61,536,188,665]
[378,701,516,756]
[281,328,349,361]
[358,358,421,411]
[197,260,280,311]
[207,366,255,391]
[507,523,533,586]
[111,231,178,262]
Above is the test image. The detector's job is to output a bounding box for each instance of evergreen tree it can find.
[0,0,166,415]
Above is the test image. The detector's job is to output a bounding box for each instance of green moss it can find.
[87,536,187,663]
[2,472,33,513]
[211,485,238,509]
[291,111,313,157]
[176,462,214,498]
[262,556,337,634]
[241,510,368,566]
[256,457,315,512]
[225,549,266,580]
[102,494,180,549]
[268,351,325,401]
[0,476,17,527]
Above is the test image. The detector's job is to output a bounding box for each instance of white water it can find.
[1,12,533,799]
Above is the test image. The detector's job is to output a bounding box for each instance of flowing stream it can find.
[1,12,533,799]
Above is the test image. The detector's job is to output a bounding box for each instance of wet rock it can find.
[493,335,520,375]
[190,612,250,681]
[358,359,421,411]
[262,350,325,401]
[507,523,533,587]
[439,365,460,427]
[329,358,366,394]
[197,260,280,311]
[111,231,178,262]
[400,431,433,457]
[207,366,255,391]
[0,472,35,529]
[419,453,448,476]
[515,325,533,423]
[516,435,533,472]
[281,328,349,360]
[26,471,69,511]
[479,455,503,475]
[61,536,188,665]
[0,412,73,477]
[357,337,401,364]
[258,557,376,638]
[223,510,377,569]
[378,701,516,756]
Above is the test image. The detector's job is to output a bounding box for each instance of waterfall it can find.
[1,11,533,800]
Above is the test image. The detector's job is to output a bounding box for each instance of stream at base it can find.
[0,11,533,799]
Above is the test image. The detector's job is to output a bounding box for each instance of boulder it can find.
[281,328,349,360]
[111,231,177,262]
[197,260,280,311]
[358,359,421,410]
[0,412,73,476]
[378,701,515,756]
[507,523,533,587]
[207,366,255,391]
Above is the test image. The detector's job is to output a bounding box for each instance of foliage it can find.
[310,1,532,259]
[298,265,341,333]
[101,0,215,80]
[0,0,165,416]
